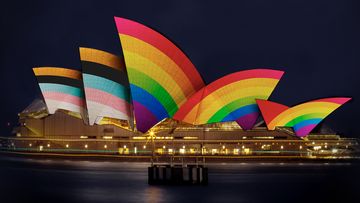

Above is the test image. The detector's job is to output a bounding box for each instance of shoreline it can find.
[1,150,359,164]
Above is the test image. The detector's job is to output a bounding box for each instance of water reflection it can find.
[0,156,359,203]
[145,186,164,203]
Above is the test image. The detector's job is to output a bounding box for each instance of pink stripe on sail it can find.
[84,87,131,115]
[42,92,84,107]
[314,97,351,105]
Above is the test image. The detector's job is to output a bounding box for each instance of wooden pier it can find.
[148,164,208,185]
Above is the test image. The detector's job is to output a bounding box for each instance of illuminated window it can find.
[157,148,164,154]
[180,148,185,154]
[211,149,217,155]
[243,148,251,155]
[233,149,240,155]
[202,147,207,155]
[313,146,321,150]
[261,144,271,150]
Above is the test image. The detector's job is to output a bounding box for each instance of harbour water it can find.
[0,155,359,203]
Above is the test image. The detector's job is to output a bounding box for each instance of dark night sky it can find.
[0,0,359,137]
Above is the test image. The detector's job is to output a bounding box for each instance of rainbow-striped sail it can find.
[80,47,131,125]
[115,17,205,132]
[256,98,351,137]
[33,67,87,120]
[174,69,284,129]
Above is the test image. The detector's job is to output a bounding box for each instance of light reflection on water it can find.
[0,156,359,203]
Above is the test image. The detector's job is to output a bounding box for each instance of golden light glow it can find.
[253,136,274,139]
[47,144,50,147]
[85,144,88,148]
[66,144,69,148]
[80,136,88,139]
[183,136,198,140]
[154,136,173,140]
[313,146,321,150]
[233,149,240,155]
[180,148,185,154]
[243,148,251,154]
[104,145,107,149]
[133,136,146,140]
[103,136,113,140]
[211,149,217,155]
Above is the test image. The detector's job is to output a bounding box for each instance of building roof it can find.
[29,17,351,137]
[173,69,284,130]
[33,67,87,120]
[256,98,351,137]
[80,47,131,125]
[115,17,205,133]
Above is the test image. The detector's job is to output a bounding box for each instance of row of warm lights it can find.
[310,141,354,146]
[76,136,356,147]
[16,143,344,154]
[28,143,302,150]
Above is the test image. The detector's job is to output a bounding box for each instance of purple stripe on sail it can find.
[295,124,317,137]
[133,101,159,133]
[236,112,259,130]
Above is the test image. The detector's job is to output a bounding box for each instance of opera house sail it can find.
[174,69,284,130]
[80,47,132,125]
[257,98,351,137]
[115,17,205,133]
[33,67,87,120]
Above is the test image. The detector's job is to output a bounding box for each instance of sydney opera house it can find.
[1,17,359,160]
